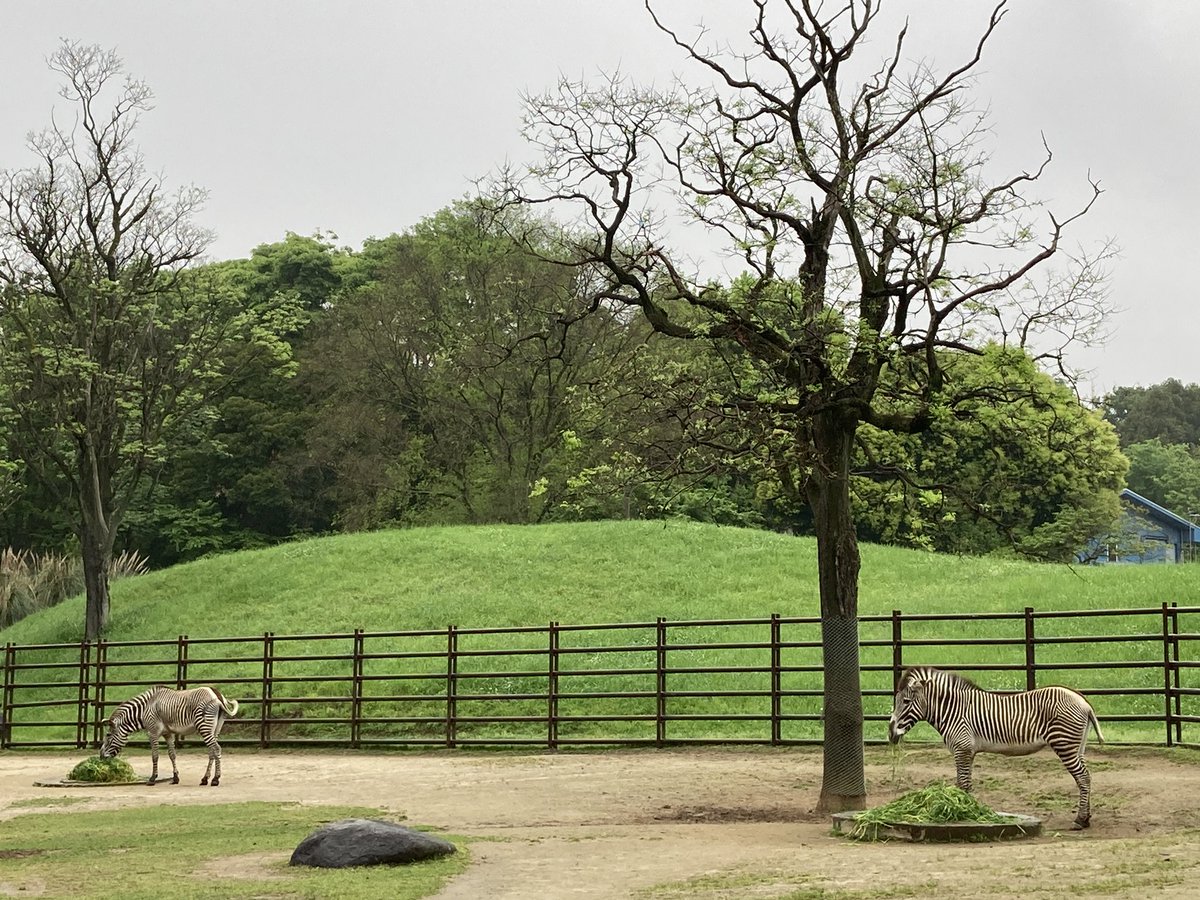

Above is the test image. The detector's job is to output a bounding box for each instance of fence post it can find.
[445,625,458,749]
[891,610,904,693]
[1171,602,1182,746]
[75,641,91,749]
[547,621,559,751]
[1163,603,1175,748]
[260,632,274,749]
[176,635,189,690]
[1023,607,1036,691]
[769,614,782,745]
[1,643,13,749]
[91,640,108,748]
[655,617,667,747]
[350,629,364,749]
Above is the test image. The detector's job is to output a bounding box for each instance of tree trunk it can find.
[806,411,867,815]
[81,523,112,641]
[78,442,116,641]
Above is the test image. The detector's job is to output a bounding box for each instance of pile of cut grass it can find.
[846,782,1012,840]
[67,756,138,783]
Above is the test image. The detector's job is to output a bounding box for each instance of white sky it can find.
[3,1,1196,394]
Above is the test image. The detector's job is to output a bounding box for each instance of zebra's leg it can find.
[147,734,160,786]
[165,734,180,785]
[1053,743,1092,829]
[200,730,221,786]
[952,745,976,792]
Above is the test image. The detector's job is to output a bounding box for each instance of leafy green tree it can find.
[1123,440,1200,521]
[849,347,1125,559]
[0,43,302,637]
[119,235,354,564]
[1101,380,1200,447]
[504,1,1111,811]
[301,204,649,528]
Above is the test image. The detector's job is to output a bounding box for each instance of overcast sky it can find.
[3,1,1196,394]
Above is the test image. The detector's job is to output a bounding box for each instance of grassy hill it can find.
[2,520,1196,745]
[3,519,1195,645]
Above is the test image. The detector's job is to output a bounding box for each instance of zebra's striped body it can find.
[887,666,1104,829]
[100,685,239,786]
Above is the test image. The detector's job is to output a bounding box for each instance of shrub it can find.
[0,547,149,627]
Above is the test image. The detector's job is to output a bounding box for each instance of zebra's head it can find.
[888,667,935,743]
[98,701,140,759]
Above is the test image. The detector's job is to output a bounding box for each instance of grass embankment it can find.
[2,520,1196,745]
[0,802,466,899]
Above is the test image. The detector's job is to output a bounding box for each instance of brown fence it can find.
[2,603,1198,751]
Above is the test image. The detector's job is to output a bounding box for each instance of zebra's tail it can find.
[1087,705,1105,745]
[213,689,240,718]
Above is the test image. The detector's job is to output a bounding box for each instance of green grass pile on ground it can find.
[0,802,466,899]
[844,782,1012,840]
[67,755,137,783]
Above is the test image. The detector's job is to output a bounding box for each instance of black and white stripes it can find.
[100,685,239,787]
[887,666,1104,828]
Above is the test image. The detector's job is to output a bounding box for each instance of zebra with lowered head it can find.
[887,665,1104,829]
[100,685,240,786]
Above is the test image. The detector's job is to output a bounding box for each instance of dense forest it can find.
[2,209,1194,571]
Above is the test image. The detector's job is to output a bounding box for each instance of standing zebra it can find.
[887,666,1104,829]
[100,685,240,787]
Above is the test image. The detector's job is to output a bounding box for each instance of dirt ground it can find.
[2,744,1200,899]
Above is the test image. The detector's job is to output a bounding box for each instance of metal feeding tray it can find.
[832,811,1042,842]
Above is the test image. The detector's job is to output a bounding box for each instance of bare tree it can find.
[501,0,1110,812]
[0,42,300,638]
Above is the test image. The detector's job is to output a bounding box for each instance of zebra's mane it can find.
[111,685,168,722]
[900,666,982,691]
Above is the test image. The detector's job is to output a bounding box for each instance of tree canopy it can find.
[0,42,302,637]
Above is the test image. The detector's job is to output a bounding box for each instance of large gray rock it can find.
[290,818,456,868]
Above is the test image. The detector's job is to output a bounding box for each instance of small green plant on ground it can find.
[0,801,468,900]
[66,755,138,783]
[845,782,1012,840]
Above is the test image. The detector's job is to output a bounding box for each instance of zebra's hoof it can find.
[147,779,157,786]
[171,776,180,785]
[1072,818,1091,830]
[200,777,209,786]
[210,778,221,787]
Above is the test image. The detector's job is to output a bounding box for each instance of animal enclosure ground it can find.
[2,745,1199,899]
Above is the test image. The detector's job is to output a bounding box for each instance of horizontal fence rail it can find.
[1,603,1197,752]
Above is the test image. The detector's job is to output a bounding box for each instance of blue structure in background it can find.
[1107,489,1200,564]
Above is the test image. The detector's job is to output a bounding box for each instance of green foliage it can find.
[299,202,652,529]
[1102,379,1200,447]
[852,347,1126,560]
[1124,439,1200,520]
[67,755,137,783]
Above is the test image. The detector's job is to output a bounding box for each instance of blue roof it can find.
[1121,489,1200,540]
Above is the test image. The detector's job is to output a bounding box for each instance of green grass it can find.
[1,520,1197,746]
[0,802,467,900]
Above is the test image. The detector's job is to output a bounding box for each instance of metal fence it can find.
[2,602,1198,751]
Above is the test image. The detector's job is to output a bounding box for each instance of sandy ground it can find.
[2,744,1200,898]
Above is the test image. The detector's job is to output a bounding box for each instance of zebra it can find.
[99,685,240,787]
[887,666,1104,829]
